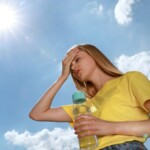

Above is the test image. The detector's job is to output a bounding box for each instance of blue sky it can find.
[0,0,150,149]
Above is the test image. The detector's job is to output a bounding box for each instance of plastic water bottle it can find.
[72,91,98,150]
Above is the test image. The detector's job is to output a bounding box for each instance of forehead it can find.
[74,50,88,58]
[71,51,92,66]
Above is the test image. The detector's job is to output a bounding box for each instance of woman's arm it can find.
[115,100,150,137]
[29,76,71,122]
[74,100,150,138]
[29,48,79,122]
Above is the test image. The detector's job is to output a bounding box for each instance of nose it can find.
[71,62,78,72]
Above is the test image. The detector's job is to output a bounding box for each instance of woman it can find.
[29,44,150,150]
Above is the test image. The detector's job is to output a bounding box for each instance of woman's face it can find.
[71,50,98,82]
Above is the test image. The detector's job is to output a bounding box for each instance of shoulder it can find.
[123,71,146,79]
[123,71,149,84]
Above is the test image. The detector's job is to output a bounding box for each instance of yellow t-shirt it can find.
[62,71,150,149]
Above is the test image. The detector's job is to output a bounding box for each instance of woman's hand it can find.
[74,114,115,138]
[61,48,79,79]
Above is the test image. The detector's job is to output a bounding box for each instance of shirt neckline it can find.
[93,75,123,98]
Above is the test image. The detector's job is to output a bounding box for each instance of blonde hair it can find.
[70,44,123,98]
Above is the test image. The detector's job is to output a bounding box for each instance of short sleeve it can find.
[129,72,150,112]
[61,104,74,127]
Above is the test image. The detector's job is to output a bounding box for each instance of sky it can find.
[0,0,150,149]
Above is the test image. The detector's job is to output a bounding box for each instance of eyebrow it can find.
[72,51,83,63]
[71,55,79,67]
[73,53,80,61]
[74,55,79,59]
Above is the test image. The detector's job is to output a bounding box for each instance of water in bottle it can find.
[72,91,98,150]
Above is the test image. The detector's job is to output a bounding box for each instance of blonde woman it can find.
[29,44,150,150]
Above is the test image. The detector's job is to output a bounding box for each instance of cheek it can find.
[85,60,97,71]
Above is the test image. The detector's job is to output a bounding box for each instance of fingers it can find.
[66,48,79,59]
[74,119,90,130]
[74,122,96,138]
[74,115,94,130]
[74,115,113,137]
[67,47,79,55]
[62,48,79,66]
[75,114,93,125]
[74,114,97,138]
[61,48,79,77]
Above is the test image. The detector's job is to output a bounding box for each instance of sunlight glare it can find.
[0,4,17,31]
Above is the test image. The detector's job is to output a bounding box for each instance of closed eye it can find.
[75,57,80,63]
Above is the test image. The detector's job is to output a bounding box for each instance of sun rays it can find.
[0,3,19,32]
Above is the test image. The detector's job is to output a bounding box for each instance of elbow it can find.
[29,111,40,121]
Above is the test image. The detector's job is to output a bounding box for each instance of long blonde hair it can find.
[70,44,123,98]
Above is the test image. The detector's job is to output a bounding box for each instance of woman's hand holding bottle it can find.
[74,114,115,138]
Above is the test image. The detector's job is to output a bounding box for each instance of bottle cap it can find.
[72,91,86,104]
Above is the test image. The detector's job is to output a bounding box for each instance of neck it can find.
[88,69,115,92]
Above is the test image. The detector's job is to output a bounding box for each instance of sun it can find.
[0,4,18,32]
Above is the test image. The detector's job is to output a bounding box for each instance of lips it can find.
[74,69,81,76]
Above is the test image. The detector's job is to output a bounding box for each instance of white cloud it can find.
[115,51,150,79]
[4,128,79,150]
[114,0,137,25]
[85,1,103,16]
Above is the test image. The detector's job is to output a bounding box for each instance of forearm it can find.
[113,119,150,137]
[29,75,67,118]
[74,115,150,138]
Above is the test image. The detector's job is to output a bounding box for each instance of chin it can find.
[74,76,84,82]
[74,74,88,82]
[77,77,88,83]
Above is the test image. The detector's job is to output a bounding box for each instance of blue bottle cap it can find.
[72,91,86,104]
